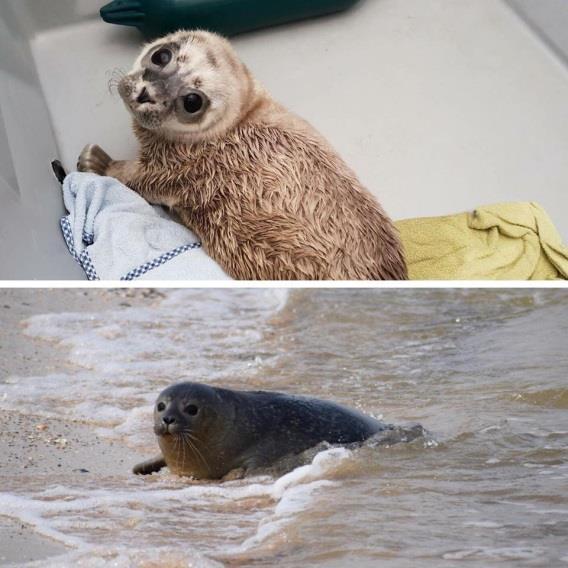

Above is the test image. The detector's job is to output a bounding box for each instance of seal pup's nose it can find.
[136,87,154,104]
[162,415,176,425]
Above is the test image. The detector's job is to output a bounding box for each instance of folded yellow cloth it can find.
[395,202,568,280]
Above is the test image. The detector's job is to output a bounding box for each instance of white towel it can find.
[60,172,230,280]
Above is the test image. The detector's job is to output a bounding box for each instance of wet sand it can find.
[0,289,162,565]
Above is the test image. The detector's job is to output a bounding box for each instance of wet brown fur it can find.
[91,32,408,280]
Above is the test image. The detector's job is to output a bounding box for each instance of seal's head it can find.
[153,381,224,437]
[153,382,235,477]
[118,30,256,143]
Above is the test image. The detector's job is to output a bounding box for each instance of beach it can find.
[0,290,156,564]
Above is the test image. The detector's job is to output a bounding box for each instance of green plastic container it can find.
[100,0,362,38]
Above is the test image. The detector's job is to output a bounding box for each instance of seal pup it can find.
[133,382,401,479]
[78,30,407,280]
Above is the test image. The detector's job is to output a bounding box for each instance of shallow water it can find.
[1,289,567,566]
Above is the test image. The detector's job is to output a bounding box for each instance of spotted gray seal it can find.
[133,382,421,479]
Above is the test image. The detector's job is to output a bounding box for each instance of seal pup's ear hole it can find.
[156,402,166,411]
[184,404,199,416]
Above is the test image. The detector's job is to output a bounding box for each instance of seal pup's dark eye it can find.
[185,404,199,416]
[175,90,209,122]
[183,93,203,114]
[156,402,166,412]
[151,48,172,67]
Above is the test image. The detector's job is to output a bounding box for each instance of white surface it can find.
[31,0,568,240]
[0,0,86,278]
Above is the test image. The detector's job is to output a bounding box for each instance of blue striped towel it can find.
[60,172,230,281]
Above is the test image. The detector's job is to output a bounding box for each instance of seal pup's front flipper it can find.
[133,455,166,475]
[221,467,246,481]
[367,424,427,447]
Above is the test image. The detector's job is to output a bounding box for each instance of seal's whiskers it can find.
[173,434,185,469]
[108,67,126,94]
[182,432,210,472]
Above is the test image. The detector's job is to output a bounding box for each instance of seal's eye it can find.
[151,48,172,67]
[156,402,166,412]
[183,93,203,114]
[175,90,209,122]
[185,404,199,416]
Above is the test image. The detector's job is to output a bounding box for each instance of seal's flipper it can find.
[368,424,427,447]
[77,144,113,175]
[133,455,166,475]
[221,467,246,481]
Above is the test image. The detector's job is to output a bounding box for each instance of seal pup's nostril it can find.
[162,415,176,425]
[136,87,154,104]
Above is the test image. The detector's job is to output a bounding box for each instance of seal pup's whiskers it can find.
[172,434,181,465]
[173,434,188,471]
[179,434,189,471]
[107,67,127,95]
[182,434,201,470]
[187,432,210,470]
[182,431,210,472]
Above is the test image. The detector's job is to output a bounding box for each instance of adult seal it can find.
[133,382,420,479]
[78,30,407,280]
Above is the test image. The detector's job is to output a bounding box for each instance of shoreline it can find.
[0,289,163,565]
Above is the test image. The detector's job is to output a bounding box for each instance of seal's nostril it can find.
[162,416,176,425]
[136,87,154,104]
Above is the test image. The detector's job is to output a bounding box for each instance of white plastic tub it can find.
[1,0,568,279]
